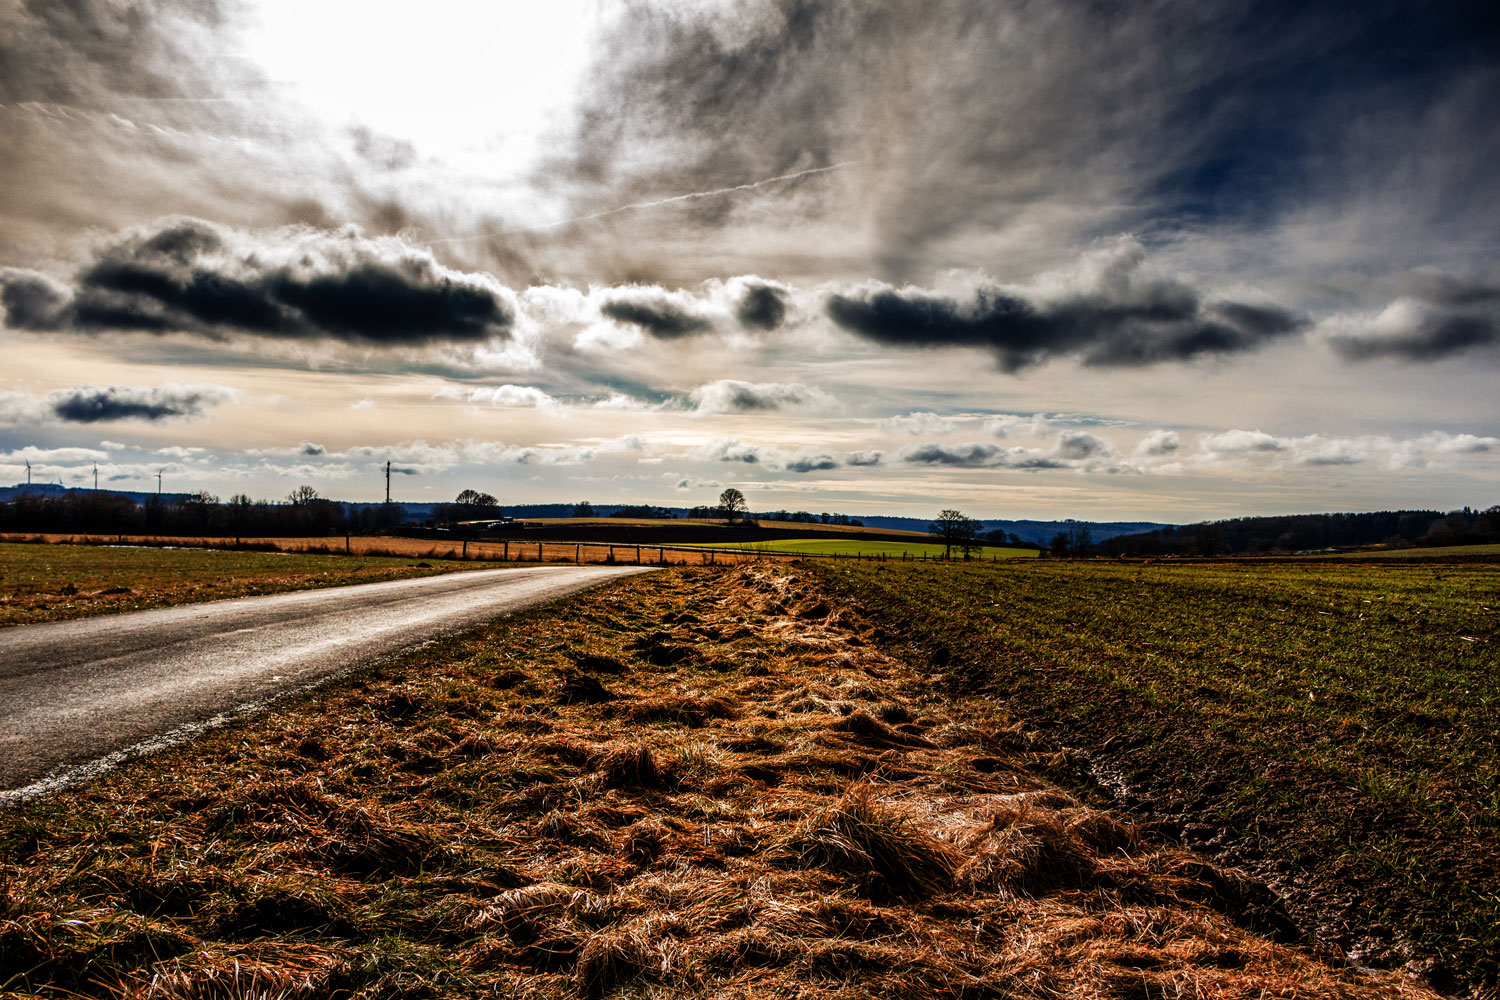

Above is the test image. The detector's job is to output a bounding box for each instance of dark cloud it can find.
[783,453,838,473]
[736,283,788,330]
[599,289,712,338]
[897,431,1119,470]
[1322,272,1500,362]
[826,241,1307,371]
[0,269,73,330]
[899,442,1030,468]
[45,383,238,423]
[2,218,515,344]
[1326,310,1498,362]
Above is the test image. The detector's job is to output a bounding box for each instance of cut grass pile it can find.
[0,542,508,627]
[0,564,1434,999]
[815,558,1500,991]
[679,538,1038,559]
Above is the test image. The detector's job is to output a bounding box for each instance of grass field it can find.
[0,542,511,627]
[1332,541,1500,559]
[529,517,932,538]
[0,565,1430,1000]
[0,537,761,628]
[816,559,1499,990]
[679,538,1039,559]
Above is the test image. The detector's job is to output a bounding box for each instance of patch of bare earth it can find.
[0,564,1434,999]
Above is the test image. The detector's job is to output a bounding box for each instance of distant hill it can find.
[851,516,1168,545]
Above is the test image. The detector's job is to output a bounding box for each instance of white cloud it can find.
[445,384,563,411]
[881,411,956,436]
[1135,429,1180,456]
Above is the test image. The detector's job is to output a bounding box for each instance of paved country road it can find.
[0,565,650,797]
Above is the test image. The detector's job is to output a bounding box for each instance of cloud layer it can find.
[827,239,1307,370]
[2,218,516,344]
[1318,270,1500,362]
[0,383,240,426]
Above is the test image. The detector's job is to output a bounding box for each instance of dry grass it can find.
[0,564,1438,999]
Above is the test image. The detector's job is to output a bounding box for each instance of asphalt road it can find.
[0,565,649,795]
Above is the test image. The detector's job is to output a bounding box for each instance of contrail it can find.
[429,161,857,245]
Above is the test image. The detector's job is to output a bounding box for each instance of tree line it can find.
[0,487,405,538]
[1092,506,1500,557]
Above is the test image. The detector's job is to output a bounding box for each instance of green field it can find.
[1333,541,1500,559]
[816,558,1500,988]
[0,542,502,627]
[679,538,1038,559]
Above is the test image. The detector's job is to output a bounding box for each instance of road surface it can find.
[0,565,649,795]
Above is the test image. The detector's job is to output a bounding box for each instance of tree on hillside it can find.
[719,487,748,524]
[930,509,981,559]
[573,500,596,517]
[286,485,319,506]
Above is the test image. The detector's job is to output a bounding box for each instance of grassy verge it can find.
[0,565,1432,999]
[814,559,1500,992]
[0,542,512,627]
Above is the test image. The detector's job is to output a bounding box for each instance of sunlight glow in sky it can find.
[240,0,604,172]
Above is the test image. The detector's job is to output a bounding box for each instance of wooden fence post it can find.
[462,539,468,558]
[503,540,509,560]
[538,542,544,562]
[636,545,641,565]
[575,544,580,564]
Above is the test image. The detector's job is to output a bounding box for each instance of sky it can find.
[1,0,1498,521]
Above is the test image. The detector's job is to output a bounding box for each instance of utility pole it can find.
[157,470,162,495]
[93,464,98,490]
[25,459,31,485]
[385,460,391,503]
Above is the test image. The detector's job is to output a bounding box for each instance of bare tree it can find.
[930,509,981,559]
[286,485,319,506]
[719,487,747,524]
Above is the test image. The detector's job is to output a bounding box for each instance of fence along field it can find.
[0,533,989,566]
